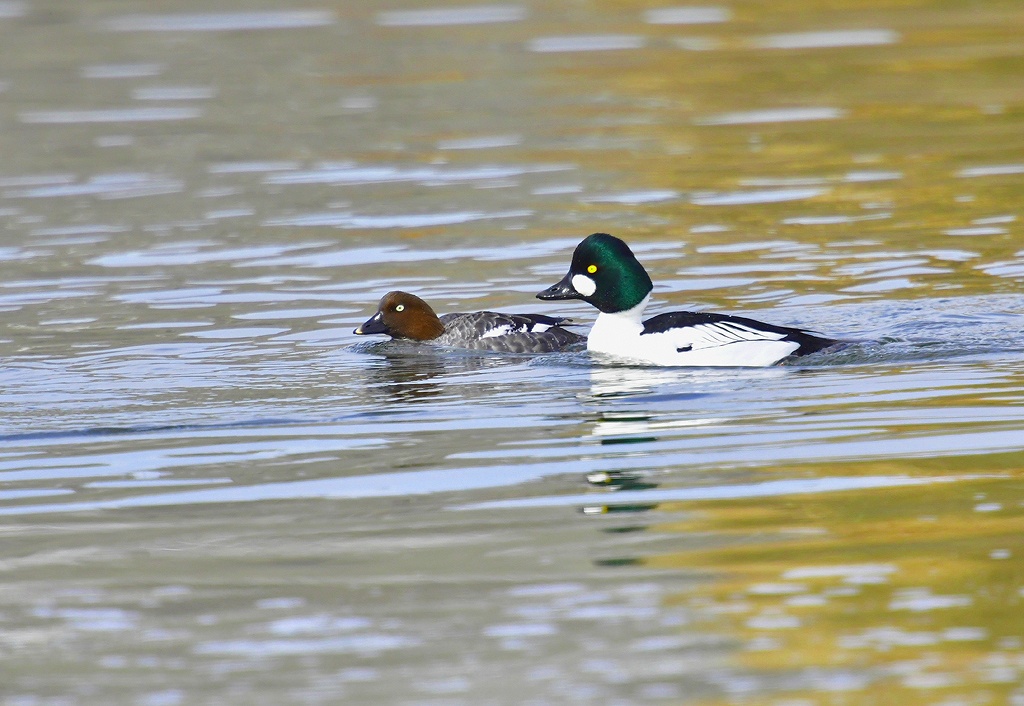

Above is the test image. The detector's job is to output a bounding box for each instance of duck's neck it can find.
[407,315,446,341]
[589,294,650,351]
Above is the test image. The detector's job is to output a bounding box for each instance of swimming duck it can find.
[354,290,585,353]
[536,233,837,366]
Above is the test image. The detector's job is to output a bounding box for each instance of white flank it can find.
[570,274,597,297]
[585,296,800,366]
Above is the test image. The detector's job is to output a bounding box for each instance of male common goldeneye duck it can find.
[354,290,585,353]
[536,233,838,367]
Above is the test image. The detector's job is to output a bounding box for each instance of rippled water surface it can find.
[3,0,1024,703]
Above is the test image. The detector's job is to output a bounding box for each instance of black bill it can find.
[536,272,581,301]
[354,312,388,335]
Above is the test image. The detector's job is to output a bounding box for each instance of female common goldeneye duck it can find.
[354,290,585,353]
[536,232,838,367]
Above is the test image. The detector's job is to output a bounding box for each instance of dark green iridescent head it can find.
[537,233,654,313]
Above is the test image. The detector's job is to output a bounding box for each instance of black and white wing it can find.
[438,312,585,353]
[641,311,836,357]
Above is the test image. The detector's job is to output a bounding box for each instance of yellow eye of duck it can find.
[587,264,598,274]
[395,304,405,312]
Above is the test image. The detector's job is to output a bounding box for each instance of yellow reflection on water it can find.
[504,0,1024,312]
[640,453,1024,702]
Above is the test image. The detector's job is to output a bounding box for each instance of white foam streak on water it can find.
[437,135,523,150]
[188,327,289,339]
[0,438,385,483]
[0,488,74,500]
[132,86,217,101]
[88,244,318,268]
[196,634,421,656]
[843,278,915,293]
[528,35,646,52]
[740,176,829,187]
[208,161,301,174]
[691,187,828,205]
[3,173,184,200]
[956,164,1024,178]
[582,190,680,204]
[753,29,900,50]
[784,564,897,580]
[532,184,583,195]
[101,11,336,32]
[972,214,1016,225]
[233,238,583,268]
[977,260,1024,278]
[945,227,1008,237]
[681,262,816,276]
[784,213,892,225]
[642,7,731,25]
[264,163,573,186]
[695,107,846,125]
[0,288,99,306]
[81,63,165,79]
[0,174,76,188]
[19,108,203,124]
[32,224,129,238]
[844,170,902,182]
[234,308,351,321]
[264,209,533,229]
[376,5,526,27]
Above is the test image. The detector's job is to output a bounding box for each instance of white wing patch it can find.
[530,322,552,333]
[480,324,514,339]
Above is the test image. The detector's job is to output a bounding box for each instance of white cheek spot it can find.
[571,274,597,297]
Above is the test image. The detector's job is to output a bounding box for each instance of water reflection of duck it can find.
[355,342,524,404]
[539,233,839,366]
[358,344,451,403]
[355,291,584,353]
